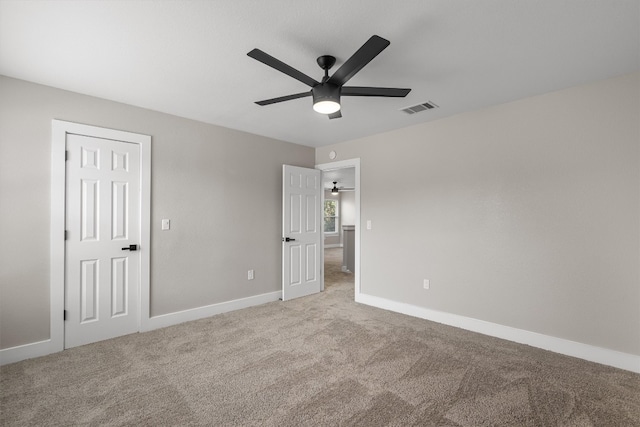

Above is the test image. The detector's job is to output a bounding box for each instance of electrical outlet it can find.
[366,220,372,230]
[423,279,430,290]
[248,269,254,280]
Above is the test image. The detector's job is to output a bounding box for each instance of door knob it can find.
[282,237,296,242]
[121,244,138,251]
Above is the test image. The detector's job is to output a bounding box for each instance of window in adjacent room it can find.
[324,199,339,233]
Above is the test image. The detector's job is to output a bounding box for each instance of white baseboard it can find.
[356,292,640,373]
[2,291,282,365]
[0,339,55,366]
[142,290,282,332]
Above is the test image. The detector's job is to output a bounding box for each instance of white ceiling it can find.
[323,168,356,191]
[1,1,638,148]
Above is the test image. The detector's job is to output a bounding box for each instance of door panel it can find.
[111,257,128,316]
[282,165,322,301]
[80,259,98,322]
[290,245,302,285]
[306,195,317,232]
[306,244,317,281]
[65,134,140,348]
[111,181,128,240]
[290,193,301,233]
[81,179,99,241]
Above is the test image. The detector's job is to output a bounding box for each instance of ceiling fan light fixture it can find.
[313,100,341,114]
[312,84,341,115]
[331,181,339,195]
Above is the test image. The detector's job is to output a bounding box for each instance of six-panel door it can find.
[65,134,140,348]
[282,165,323,301]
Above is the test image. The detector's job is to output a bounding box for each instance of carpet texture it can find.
[1,248,639,426]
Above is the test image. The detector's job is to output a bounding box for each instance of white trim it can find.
[316,159,361,299]
[324,244,342,249]
[2,291,282,365]
[320,175,325,292]
[0,340,54,366]
[356,292,640,373]
[142,291,282,331]
[50,120,151,353]
[50,122,66,355]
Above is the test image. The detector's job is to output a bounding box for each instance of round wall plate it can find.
[329,150,337,160]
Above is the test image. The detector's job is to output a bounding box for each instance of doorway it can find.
[64,134,141,348]
[50,120,151,352]
[316,159,360,299]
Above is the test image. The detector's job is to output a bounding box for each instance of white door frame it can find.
[316,158,361,298]
[50,120,151,352]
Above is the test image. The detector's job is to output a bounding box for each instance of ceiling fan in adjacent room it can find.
[247,35,411,119]
[330,182,355,194]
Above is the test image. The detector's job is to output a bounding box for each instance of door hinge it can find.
[65,150,69,161]
[63,310,67,321]
[64,230,68,240]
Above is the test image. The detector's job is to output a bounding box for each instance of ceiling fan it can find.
[247,35,411,119]
[329,182,355,194]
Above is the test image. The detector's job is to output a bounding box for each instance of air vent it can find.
[401,101,439,115]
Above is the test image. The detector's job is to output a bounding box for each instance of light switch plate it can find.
[161,219,170,230]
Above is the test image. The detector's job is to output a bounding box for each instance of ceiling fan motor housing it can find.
[312,83,341,106]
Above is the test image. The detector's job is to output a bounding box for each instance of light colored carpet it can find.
[1,248,639,426]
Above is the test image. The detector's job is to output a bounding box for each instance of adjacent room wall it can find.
[341,191,356,227]
[0,76,314,349]
[316,72,640,356]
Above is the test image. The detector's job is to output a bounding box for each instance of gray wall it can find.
[0,76,314,349]
[316,72,640,356]
[341,191,356,227]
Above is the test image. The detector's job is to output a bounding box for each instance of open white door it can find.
[282,165,323,301]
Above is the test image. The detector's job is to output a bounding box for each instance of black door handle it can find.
[282,237,296,242]
[122,244,138,251]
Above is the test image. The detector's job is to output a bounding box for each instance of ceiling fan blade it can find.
[328,110,342,119]
[255,91,311,106]
[248,49,319,87]
[327,35,390,87]
[341,86,411,97]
